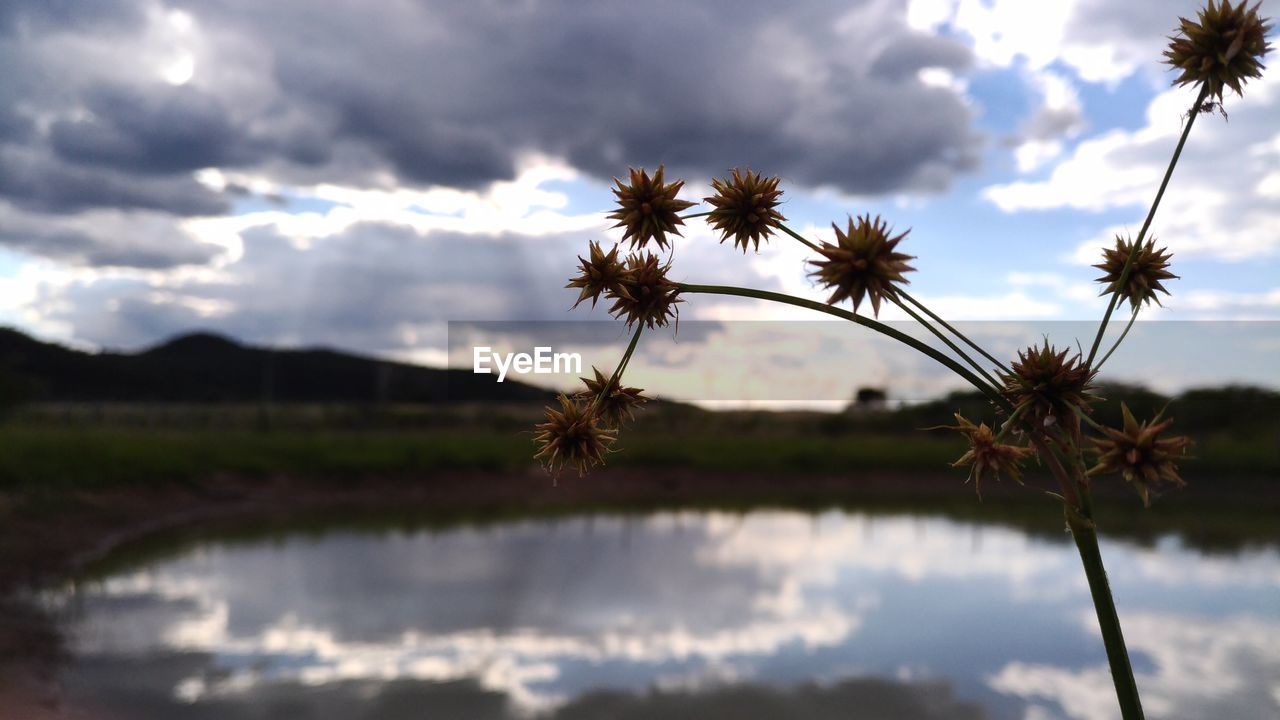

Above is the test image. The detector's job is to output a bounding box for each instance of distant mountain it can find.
[0,327,554,404]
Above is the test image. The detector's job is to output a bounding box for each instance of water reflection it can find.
[53,512,1280,719]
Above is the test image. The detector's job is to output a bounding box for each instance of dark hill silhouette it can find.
[0,327,552,404]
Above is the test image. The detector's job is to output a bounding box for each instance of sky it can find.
[0,0,1277,399]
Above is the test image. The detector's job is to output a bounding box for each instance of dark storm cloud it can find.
[0,147,229,216]
[4,0,983,213]
[0,205,221,268]
[48,83,259,174]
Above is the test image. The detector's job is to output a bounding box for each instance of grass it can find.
[1,415,1276,491]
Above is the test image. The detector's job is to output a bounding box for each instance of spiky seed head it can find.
[943,413,1036,498]
[533,394,616,476]
[1164,0,1272,103]
[607,252,682,330]
[704,167,786,253]
[607,165,696,252]
[575,366,647,427]
[1094,235,1178,311]
[1088,403,1193,507]
[567,241,634,309]
[1000,341,1099,440]
[808,214,915,317]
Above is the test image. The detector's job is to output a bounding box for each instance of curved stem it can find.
[898,290,1012,375]
[1087,84,1209,367]
[1095,307,1140,373]
[678,283,1011,411]
[891,296,1002,393]
[778,223,821,252]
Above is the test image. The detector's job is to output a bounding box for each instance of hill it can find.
[0,327,552,404]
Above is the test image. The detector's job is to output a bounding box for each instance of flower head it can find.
[943,413,1036,498]
[1164,0,1272,102]
[808,214,915,317]
[567,241,634,309]
[575,366,647,427]
[1094,235,1178,310]
[1088,403,1193,506]
[533,394,616,476]
[608,252,682,329]
[705,167,786,253]
[608,165,696,252]
[1001,341,1099,439]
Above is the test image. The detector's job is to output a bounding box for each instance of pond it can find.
[49,511,1280,719]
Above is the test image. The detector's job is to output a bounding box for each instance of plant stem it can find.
[1095,307,1140,373]
[1071,403,1109,434]
[590,326,643,417]
[993,402,1029,443]
[1029,433,1080,509]
[678,283,1011,410]
[891,296,1002,393]
[898,290,1012,374]
[680,211,712,219]
[1070,500,1146,720]
[778,223,821,252]
[1036,428,1144,719]
[1087,84,1209,367]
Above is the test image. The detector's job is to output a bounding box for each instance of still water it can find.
[52,511,1280,719]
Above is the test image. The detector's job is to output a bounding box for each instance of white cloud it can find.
[990,611,1280,720]
[990,73,1280,262]
[909,0,1207,85]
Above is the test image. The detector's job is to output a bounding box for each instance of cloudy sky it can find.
[1,0,1277,374]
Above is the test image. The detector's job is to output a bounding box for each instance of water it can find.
[52,511,1280,719]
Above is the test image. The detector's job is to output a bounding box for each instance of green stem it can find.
[891,296,1002,393]
[898,290,1011,375]
[993,402,1029,443]
[1039,428,1142,719]
[678,283,1011,410]
[778,223,821,252]
[680,211,712,219]
[1095,307,1140,373]
[590,326,643,416]
[1070,503,1145,720]
[1069,403,1109,434]
[1087,84,1209,367]
[1029,433,1081,510]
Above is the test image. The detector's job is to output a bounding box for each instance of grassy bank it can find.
[2,419,1277,493]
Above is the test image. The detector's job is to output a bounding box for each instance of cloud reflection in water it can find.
[55,511,1280,719]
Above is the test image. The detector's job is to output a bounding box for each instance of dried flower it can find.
[607,165,696,252]
[1088,403,1193,506]
[1001,341,1099,439]
[567,241,634,309]
[1164,0,1272,102]
[608,252,682,329]
[575,366,648,427]
[533,394,616,476]
[1094,235,1178,310]
[944,413,1036,498]
[808,214,915,317]
[705,167,786,253]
